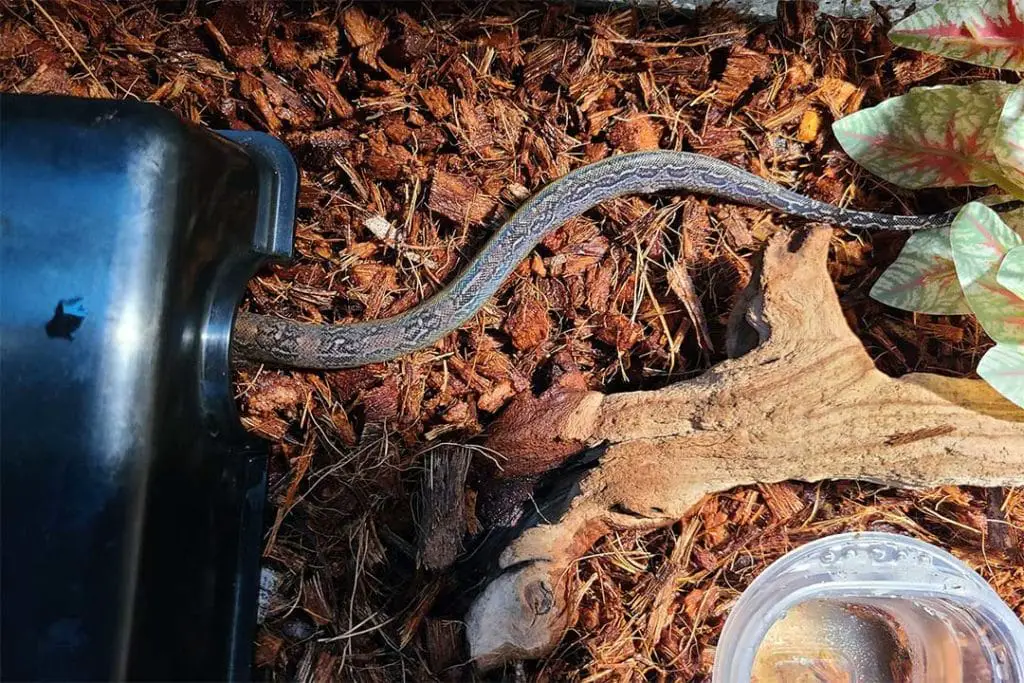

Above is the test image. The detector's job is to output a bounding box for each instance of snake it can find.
[232,150,1015,369]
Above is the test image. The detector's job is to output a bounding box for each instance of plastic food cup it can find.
[712,531,1024,682]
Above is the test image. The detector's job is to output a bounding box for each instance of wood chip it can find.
[796,107,822,143]
[301,69,353,119]
[427,170,496,226]
[505,289,551,351]
[292,127,354,168]
[340,6,386,68]
[206,4,266,69]
[417,84,450,118]
[418,445,472,571]
[762,97,814,131]
[593,312,644,352]
[424,619,466,675]
[715,45,773,107]
[757,482,806,522]
[238,72,281,132]
[258,69,316,127]
[244,373,309,419]
[478,379,516,413]
[892,52,947,88]
[271,22,338,70]
[666,259,713,352]
[815,76,865,118]
[254,631,284,669]
[607,115,664,151]
[329,405,357,448]
[778,0,818,48]
[360,376,401,423]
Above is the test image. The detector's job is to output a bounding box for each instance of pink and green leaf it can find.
[950,202,1024,343]
[833,81,1014,190]
[889,0,1024,71]
[995,85,1024,195]
[998,245,1024,297]
[870,228,971,314]
[977,342,1024,409]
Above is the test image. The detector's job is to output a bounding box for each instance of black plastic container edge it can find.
[0,94,297,681]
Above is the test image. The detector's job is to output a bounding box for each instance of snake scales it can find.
[232,150,1005,369]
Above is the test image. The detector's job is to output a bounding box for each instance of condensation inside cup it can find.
[751,597,1007,682]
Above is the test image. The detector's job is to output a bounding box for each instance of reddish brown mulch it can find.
[3,1,1020,681]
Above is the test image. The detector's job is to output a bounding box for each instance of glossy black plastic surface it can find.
[0,94,296,681]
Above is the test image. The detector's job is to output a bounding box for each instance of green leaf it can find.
[977,342,1024,409]
[950,202,1024,343]
[889,0,1024,72]
[870,228,971,314]
[998,245,1024,297]
[995,85,1024,195]
[833,81,1015,190]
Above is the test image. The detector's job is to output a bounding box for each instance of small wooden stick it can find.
[417,444,472,571]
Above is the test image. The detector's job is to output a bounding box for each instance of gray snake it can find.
[232,150,1003,369]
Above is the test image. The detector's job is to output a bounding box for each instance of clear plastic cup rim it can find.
[711,531,1024,682]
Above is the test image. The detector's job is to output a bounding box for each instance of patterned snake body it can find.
[232,150,980,369]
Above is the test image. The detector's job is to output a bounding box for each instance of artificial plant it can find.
[832,0,1024,408]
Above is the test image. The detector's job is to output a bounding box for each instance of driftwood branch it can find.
[466,227,1024,670]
